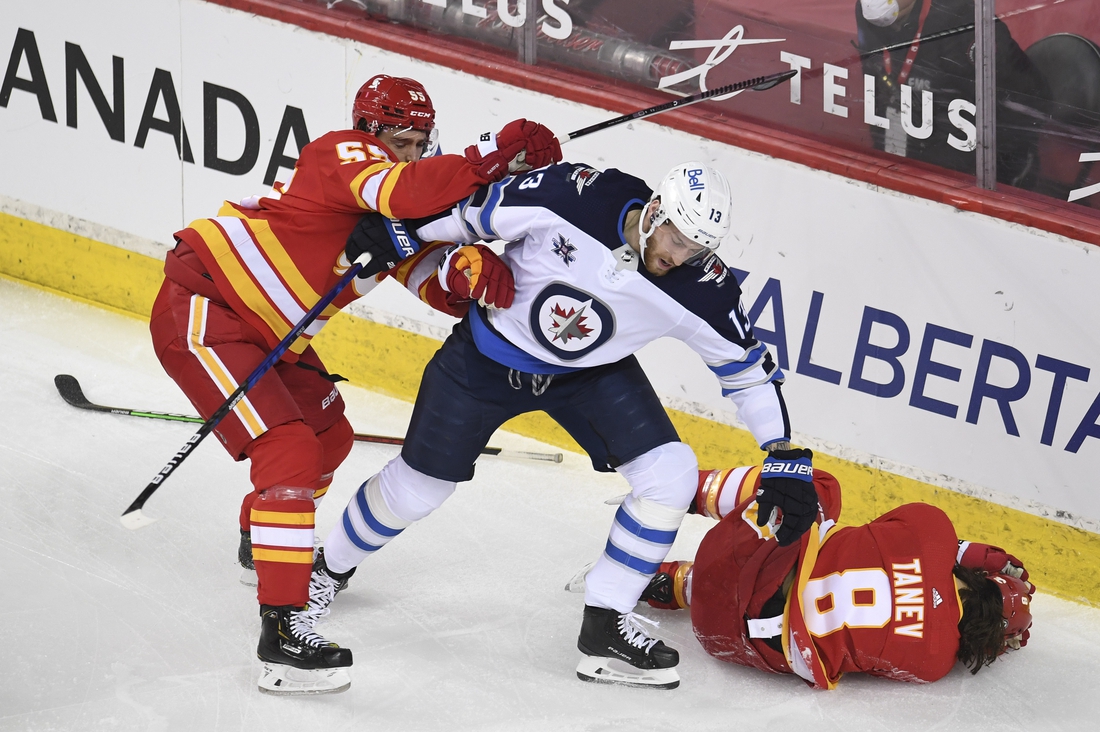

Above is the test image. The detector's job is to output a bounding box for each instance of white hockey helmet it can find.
[639,162,733,262]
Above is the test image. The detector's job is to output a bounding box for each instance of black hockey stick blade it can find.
[55,374,203,423]
[749,69,798,91]
[557,68,797,144]
[57,374,565,464]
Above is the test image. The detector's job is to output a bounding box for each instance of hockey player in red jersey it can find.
[148,73,561,695]
[624,463,1034,687]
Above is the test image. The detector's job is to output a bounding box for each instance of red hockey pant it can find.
[150,278,354,606]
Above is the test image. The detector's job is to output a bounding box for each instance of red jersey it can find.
[691,475,963,689]
[171,130,486,360]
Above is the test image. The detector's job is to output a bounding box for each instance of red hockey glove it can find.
[464,119,562,183]
[957,541,1030,583]
[442,245,515,309]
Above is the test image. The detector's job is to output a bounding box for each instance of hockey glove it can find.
[464,119,562,183]
[757,448,817,547]
[957,541,1030,583]
[440,244,515,309]
[345,212,423,279]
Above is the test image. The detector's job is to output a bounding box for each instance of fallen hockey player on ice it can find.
[570,463,1034,688]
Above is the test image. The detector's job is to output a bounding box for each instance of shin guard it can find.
[252,486,316,607]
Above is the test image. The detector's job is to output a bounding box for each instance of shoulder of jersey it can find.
[503,163,652,249]
[304,129,392,160]
[665,252,737,288]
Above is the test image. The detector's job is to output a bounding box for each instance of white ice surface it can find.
[1,276,1098,731]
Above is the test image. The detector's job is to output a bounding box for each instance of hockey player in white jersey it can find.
[310,160,818,689]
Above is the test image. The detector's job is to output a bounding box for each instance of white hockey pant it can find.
[322,455,456,574]
[583,442,697,613]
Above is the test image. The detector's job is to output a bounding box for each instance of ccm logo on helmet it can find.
[686,168,706,191]
[761,462,813,477]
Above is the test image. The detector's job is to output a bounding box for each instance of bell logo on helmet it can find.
[686,168,705,190]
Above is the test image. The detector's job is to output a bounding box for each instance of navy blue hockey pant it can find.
[401,319,680,482]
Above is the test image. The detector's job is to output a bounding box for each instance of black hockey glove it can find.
[756,448,817,547]
[345,212,423,279]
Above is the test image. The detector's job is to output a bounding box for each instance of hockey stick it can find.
[120,260,368,530]
[556,69,797,145]
[53,374,563,463]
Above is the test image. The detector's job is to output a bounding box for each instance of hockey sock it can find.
[252,486,316,606]
[323,456,455,575]
[585,443,696,612]
[322,473,412,574]
[244,422,324,606]
[695,466,763,520]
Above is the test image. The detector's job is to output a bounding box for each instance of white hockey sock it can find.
[323,456,455,575]
[323,473,411,574]
[584,443,696,613]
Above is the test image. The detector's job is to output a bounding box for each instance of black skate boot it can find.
[313,548,355,597]
[576,605,680,689]
[256,604,352,695]
[238,529,257,587]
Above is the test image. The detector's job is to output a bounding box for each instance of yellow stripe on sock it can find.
[250,510,314,526]
[253,547,314,564]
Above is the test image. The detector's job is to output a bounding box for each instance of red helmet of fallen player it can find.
[992,572,1033,637]
[353,75,436,134]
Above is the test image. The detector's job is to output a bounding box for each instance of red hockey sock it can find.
[244,422,323,607]
[251,488,315,607]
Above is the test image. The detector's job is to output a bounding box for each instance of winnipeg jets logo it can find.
[551,234,577,266]
[530,283,614,360]
[695,252,727,285]
[548,301,594,343]
[569,165,601,194]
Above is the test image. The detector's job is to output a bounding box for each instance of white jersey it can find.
[415,163,790,446]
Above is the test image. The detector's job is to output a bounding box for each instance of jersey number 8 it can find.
[803,568,892,636]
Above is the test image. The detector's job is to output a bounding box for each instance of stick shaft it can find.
[123,262,364,520]
[558,69,797,144]
[55,375,563,463]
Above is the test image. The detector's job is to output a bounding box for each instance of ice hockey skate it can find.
[305,548,355,615]
[576,605,680,689]
[256,604,353,695]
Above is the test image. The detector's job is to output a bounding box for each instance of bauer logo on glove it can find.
[756,448,817,547]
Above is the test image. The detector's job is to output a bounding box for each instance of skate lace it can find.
[617,612,661,653]
[291,569,342,642]
[286,608,332,648]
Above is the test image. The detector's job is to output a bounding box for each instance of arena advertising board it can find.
[2,0,1097,525]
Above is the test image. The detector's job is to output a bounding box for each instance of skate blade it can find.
[257,662,350,695]
[239,567,257,587]
[576,655,680,690]
[564,561,596,593]
[120,509,158,530]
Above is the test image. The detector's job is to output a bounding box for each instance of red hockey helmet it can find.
[991,572,1033,637]
[352,75,435,134]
